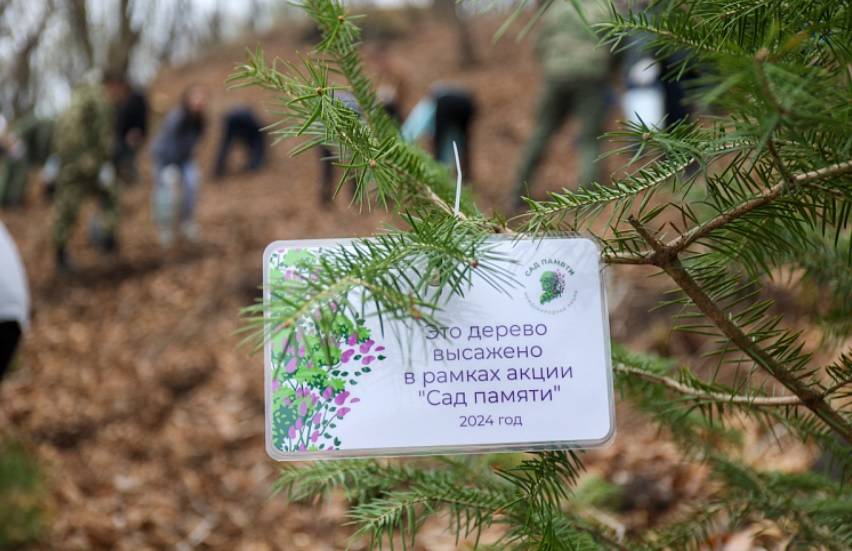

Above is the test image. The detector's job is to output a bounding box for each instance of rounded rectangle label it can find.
[263,236,614,460]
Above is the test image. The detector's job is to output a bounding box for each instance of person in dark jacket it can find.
[213,106,266,179]
[150,84,208,247]
[401,84,476,179]
[109,74,149,185]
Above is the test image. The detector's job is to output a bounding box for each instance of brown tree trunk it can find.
[10,1,52,117]
[432,0,476,68]
[107,0,142,78]
[67,0,94,69]
[156,0,192,65]
[432,0,455,19]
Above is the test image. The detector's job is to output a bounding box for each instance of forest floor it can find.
[0,10,825,551]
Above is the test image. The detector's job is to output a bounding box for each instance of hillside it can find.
[0,11,819,550]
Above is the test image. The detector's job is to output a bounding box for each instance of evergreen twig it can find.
[246,0,852,547]
[628,215,852,444]
[615,364,801,406]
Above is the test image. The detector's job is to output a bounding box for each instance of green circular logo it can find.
[522,258,577,314]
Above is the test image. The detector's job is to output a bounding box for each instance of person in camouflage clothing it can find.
[512,0,613,210]
[53,75,123,271]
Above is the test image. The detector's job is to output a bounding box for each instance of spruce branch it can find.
[709,458,852,550]
[767,140,796,189]
[664,158,852,250]
[608,159,852,265]
[615,364,801,406]
[627,215,852,444]
[822,376,852,400]
[495,451,584,512]
[295,0,482,220]
[248,0,852,547]
[243,217,514,351]
[523,157,696,236]
[753,49,792,117]
[598,8,742,59]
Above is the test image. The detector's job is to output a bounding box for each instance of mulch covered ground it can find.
[0,10,818,550]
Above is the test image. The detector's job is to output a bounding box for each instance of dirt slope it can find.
[0,11,815,550]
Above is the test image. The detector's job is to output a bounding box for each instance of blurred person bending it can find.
[512,0,613,210]
[213,106,266,179]
[53,72,123,272]
[402,84,476,178]
[150,84,208,248]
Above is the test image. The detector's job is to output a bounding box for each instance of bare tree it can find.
[207,1,224,48]
[7,2,53,117]
[66,0,94,69]
[156,0,191,65]
[432,0,476,68]
[106,0,143,77]
[0,0,270,116]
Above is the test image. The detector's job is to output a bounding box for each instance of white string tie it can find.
[452,141,462,217]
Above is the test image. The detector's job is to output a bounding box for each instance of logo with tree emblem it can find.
[523,258,577,314]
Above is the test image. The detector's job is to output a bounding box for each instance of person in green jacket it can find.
[512,0,613,210]
[53,73,124,271]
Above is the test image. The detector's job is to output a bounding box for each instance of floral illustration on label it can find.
[268,248,386,452]
[539,270,566,305]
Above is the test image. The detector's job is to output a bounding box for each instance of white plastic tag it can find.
[264,236,614,460]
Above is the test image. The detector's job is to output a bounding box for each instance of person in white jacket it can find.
[0,222,29,380]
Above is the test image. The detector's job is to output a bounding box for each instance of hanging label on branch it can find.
[263,236,614,460]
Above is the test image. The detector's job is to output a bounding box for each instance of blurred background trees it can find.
[0,0,284,120]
